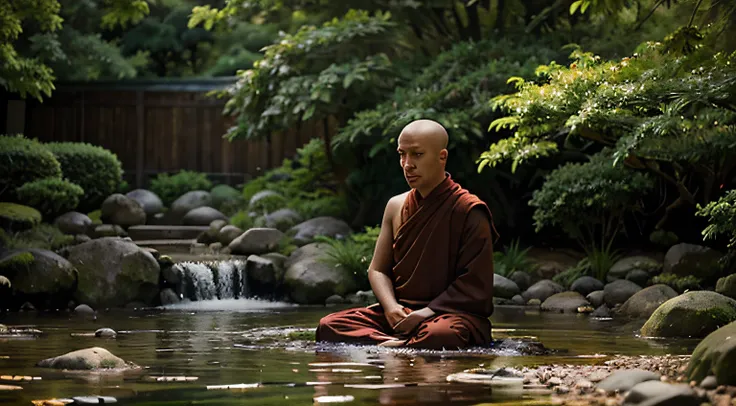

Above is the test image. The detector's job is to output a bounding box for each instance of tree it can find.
[0,0,150,100]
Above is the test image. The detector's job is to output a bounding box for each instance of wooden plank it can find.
[136,91,144,188]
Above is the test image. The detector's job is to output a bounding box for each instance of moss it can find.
[286,330,316,341]
[0,251,35,275]
[87,210,102,225]
[0,202,42,231]
[641,291,736,338]
[4,224,74,250]
[99,359,119,369]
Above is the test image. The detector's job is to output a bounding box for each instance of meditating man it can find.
[316,119,496,350]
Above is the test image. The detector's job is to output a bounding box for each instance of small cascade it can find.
[176,260,248,301]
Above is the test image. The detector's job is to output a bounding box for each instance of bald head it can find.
[398,119,448,151]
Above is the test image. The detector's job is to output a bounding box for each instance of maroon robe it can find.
[316,174,496,350]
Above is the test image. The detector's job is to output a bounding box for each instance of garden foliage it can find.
[15,178,84,219]
[150,170,213,207]
[0,135,62,201]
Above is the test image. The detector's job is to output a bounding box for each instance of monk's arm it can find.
[368,197,408,327]
[427,206,495,317]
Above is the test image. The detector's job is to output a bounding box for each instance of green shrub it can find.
[15,178,84,218]
[317,226,380,291]
[0,202,42,231]
[250,192,287,214]
[0,135,61,201]
[493,239,537,277]
[230,210,253,231]
[150,170,213,207]
[0,223,75,250]
[45,142,123,212]
[651,274,702,293]
[698,189,736,250]
[210,184,244,215]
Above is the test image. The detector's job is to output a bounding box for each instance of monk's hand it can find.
[392,307,435,336]
[385,304,410,329]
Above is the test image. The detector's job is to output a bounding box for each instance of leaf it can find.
[569,0,583,14]
[303,105,316,121]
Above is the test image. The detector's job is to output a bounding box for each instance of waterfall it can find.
[175,260,248,301]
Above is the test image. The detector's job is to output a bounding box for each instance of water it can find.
[0,304,699,405]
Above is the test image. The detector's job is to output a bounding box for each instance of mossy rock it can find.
[0,203,42,232]
[716,274,736,300]
[210,184,243,211]
[640,291,736,338]
[686,320,736,386]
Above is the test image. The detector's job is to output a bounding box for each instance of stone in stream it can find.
[493,274,520,299]
[640,291,736,338]
[94,328,117,338]
[622,380,700,406]
[522,280,564,303]
[540,291,590,313]
[37,347,135,370]
[570,276,604,296]
[586,290,605,308]
[686,320,736,386]
[596,369,661,393]
[72,396,118,404]
[616,284,678,319]
[604,279,642,307]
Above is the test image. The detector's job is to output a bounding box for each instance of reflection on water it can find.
[0,304,699,405]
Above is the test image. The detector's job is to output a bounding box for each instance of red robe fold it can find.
[316,174,496,349]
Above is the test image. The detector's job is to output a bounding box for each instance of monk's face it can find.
[397,127,447,191]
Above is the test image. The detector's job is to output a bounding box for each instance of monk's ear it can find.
[439,149,448,161]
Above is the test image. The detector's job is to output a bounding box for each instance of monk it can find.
[316,119,497,350]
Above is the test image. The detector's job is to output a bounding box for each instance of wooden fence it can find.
[18,78,332,188]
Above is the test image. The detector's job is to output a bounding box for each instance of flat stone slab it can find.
[134,239,197,254]
[128,225,208,241]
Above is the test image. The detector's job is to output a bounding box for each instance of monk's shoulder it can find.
[386,192,409,215]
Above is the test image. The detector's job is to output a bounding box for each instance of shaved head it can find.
[396,119,450,197]
[398,119,448,151]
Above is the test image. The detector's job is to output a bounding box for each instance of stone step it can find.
[135,239,198,254]
[127,225,208,241]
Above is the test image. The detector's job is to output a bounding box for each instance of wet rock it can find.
[171,191,212,222]
[346,290,376,305]
[68,237,160,308]
[541,291,590,313]
[218,225,243,246]
[101,194,146,227]
[641,291,736,338]
[160,288,180,305]
[716,274,736,300]
[37,347,133,370]
[72,396,118,404]
[591,304,611,318]
[604,279,642,307]
[596,369,661,393]
[522,280,564,303]
[511,295,526,305]
[21,301,35,311]
[210,184,242,211]
[95,328,116,338]
[622,381,700,406]
[617,284,678,319]
[246,255,284,295]
[54,211,92,235]
[325,294,344,305]
[161,263,181,285]
[182,206,227,226]
[74,304,95,315]
[75,234,91,244]
[664,243,723,284]
[259,208,303,232]
[93,224,127,238]
[228,228,284,255]
[494,274,520,299]
[686,320,736,386]
[570,276,604,296]
[249,190,286,212]
[126,189,164,216]
[509,271,532,292]
[288,216,352,246]
[284,243,357,304]
[701,376,718,389]
[527,298,542,306]
[0,275,9,289]
[626,269,650,287]
[609,255,662,282]
[0,249,77,308]
[260,252,287,269]
[587,290,605,308]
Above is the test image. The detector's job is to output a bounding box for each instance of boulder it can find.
[67,237,160,308]
[93,224,127,238]
[218,225,244,246]
[494,274,520,299]
[508,271,532,292]
[570,276,604,296]
[608,255,662,282]
[125,189,164,216]
[54,211,92,235]
[197,219,229,244]
[716,274,736,300]
[641,291,736,338]
[625,269,650,287]
[0,202,41,232]
[182,206,227,226]
[664,243,723,283]
[686,320,736,386]
[541,291,590,313]
[596,369,661,393]
[248,190,286,213]
[210,184,242,211]
[37,347,133,370]
[283,243,357,304]
[101,194,146,227]
[246,255,284,296]
[0,249,77,308]
[228,228,284,255]
[591,304,611,318]
[617,284,678,319]
[261,252,287,270]
[622,381,700,406]
[160,288,180,305]
[259,208,304,231]
[587,290,605,308]
[171,191,212,221]
[604,279,642,307]
[521,280,564,303]
[288,216,353,246]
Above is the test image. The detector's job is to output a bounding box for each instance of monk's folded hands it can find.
[384,304,410,328]
[392,307,436,335]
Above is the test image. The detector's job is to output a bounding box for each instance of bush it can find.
[317,226,380,291]
[229,210,253,231]
[0,135,61,201]
[150,170,213,207]
[0,223,75,250]
[45,142,123,212]
[651,274,702,293]
[15,178,84,218]
[0,202,42,231]
[493,239,537,277]
[698,189,736,250]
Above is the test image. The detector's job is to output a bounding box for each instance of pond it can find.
[0,300,700,405]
